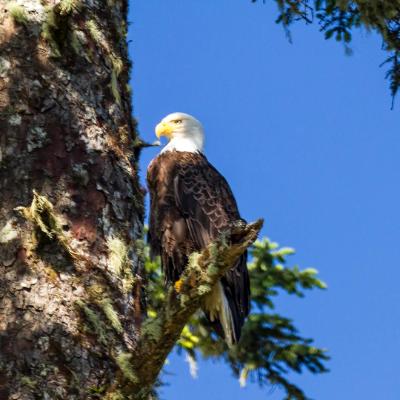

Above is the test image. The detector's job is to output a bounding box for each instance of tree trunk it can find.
[0,1,145,398]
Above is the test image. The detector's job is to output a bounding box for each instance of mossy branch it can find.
[122,219,263,399]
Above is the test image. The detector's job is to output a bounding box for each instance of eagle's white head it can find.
[155,112,204,154]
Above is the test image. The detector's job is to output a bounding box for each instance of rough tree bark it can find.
[0,1,144,398]
[0,2,262,399]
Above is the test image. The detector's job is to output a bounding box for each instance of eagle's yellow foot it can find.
[174,279,183,293]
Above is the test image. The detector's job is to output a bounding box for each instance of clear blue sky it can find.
[128,1,400,399]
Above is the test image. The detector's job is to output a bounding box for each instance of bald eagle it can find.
[147,112,250,346]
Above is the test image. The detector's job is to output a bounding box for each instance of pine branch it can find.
[117,220,263,399]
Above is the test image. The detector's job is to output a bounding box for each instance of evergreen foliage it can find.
[252,0,400,105]
[145,236,328,400]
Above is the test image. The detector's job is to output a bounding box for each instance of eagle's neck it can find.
[161,131,204,154]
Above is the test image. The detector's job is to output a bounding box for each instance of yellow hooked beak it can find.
[155,122,174,139]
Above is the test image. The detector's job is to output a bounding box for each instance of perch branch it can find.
[119,219,264,399]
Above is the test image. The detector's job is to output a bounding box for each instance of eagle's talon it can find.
[174,279,183,293]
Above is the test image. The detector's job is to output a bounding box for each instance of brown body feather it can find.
[147,150,250,343]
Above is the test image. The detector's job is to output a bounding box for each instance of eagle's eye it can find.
[174,119,183,125]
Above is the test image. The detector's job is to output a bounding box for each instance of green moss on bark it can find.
[8,3,29,26]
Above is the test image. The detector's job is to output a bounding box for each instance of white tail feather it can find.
[203,282,236,347]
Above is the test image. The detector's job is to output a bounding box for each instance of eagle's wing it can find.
[173,153,250,343]
[173,154,240,247]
